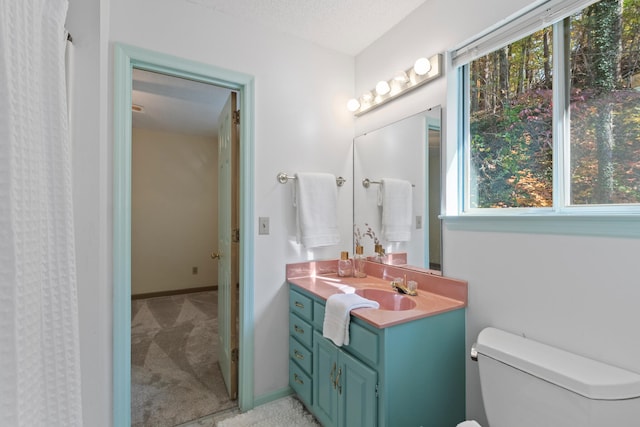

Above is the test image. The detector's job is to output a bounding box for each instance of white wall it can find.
[356,1,640,425]
[67,0,355,423]
[65,0,640,423]
[446,230,640,424]
[132,128,218,295]
[66,0,111,424]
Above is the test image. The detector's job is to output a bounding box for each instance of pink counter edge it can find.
[286,258,467,305]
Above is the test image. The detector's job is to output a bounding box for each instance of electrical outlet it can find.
[192,266,198,275]
[259,217,270,235]
[416,215,422,229]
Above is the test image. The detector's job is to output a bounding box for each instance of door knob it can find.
[211,251,222,260]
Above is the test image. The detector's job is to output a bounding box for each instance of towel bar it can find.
[277,172,346,187]
[362,178,415,188]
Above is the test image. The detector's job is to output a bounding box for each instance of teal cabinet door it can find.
[314,331,338,427]
[314,331,378,427]
[340,350,377,427]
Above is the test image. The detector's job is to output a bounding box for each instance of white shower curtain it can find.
[0,1,83,426]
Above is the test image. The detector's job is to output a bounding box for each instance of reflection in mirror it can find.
[353,106,441,273]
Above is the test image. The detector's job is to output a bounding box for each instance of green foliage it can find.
[469,0,640,208]
[570,89,640,203]
[470,90,553,208]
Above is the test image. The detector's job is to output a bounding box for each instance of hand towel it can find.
[323,293,379,346]
[294,172,340,248]
[378,178,413,242]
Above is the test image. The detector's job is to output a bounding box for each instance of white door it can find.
[215,91,239,399]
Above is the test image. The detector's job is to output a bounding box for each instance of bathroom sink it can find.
[355,288,417,311]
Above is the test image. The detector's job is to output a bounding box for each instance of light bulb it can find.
[414,57,431,76]
[393,71,409,84]
[361,91,373,102]
[347,98,361,112]
[375,80,391,96]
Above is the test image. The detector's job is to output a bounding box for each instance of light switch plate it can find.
[416,215,422,229]
[259,217,270,235]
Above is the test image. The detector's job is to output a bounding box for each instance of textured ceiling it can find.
[185,0,428,55]
[132,69,231,138]
[133,1,429,137]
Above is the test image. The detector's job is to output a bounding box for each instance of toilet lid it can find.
[476,327,640,400]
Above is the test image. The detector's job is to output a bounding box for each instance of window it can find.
[456,0,640,213]
[569,1,640,205]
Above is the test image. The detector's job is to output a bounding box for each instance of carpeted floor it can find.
[131,290,237,427]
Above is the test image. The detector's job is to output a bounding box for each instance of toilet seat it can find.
[457,421,481,427]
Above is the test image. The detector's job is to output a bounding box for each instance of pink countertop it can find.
[286,260,467,329]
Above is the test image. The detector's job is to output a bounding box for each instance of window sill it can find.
[441,214,640,239]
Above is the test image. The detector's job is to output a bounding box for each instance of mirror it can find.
[353,106,442,272]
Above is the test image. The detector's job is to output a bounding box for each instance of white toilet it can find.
[458,327,640,427]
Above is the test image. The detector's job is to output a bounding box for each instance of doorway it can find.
[129,68,237,425]
[113,44,255,426]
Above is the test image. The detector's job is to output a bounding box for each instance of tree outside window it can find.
[468,0,640,209]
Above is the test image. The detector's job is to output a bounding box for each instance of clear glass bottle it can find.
[374,244,385,263]
[337,251,353,277]
[353,245,367,278]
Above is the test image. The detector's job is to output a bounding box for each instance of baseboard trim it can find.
[253,386,294,407]
[132,285,218,300]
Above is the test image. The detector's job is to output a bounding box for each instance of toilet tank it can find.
[474,327,640,427]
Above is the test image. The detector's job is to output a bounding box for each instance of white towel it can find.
[322,293,379,346]
[378,178,413,242]
[294,173,340,248]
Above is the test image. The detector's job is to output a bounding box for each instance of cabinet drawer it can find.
[313,300,325,330]
[290,360,313,407]
[289,336,312,374]
[346,321,379,367]
[289,289,313,322]
[289,313,313,348]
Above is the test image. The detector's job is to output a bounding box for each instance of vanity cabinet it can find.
[314,330,377,427]
[289,289,314,407]
[288,285,466,427]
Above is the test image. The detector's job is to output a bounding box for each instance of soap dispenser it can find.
[374,244,385,263]
[353,245,367,278]
[337,251,353,277]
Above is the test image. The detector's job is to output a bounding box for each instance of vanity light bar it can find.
[348,53,443,116]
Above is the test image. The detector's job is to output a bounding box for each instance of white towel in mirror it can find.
[378,178,412,242]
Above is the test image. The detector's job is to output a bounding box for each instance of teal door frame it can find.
[113,43,255,426]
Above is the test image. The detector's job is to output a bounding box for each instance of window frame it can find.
[443,0,640,237]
